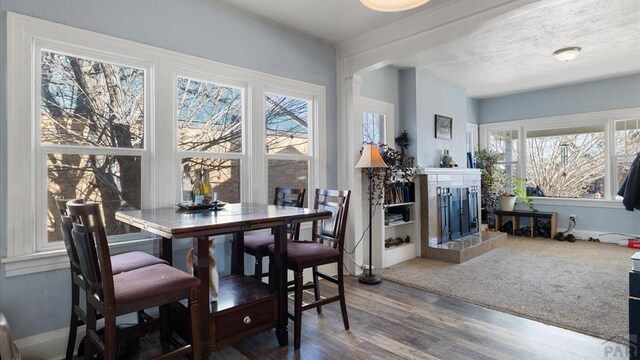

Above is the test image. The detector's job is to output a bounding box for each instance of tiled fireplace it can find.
[418,168,506,263]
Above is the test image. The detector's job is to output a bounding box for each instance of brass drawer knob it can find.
[243,316,251,325]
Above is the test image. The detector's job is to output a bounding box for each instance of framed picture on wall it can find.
[435,114,453,140]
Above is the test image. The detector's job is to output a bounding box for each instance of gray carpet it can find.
[379,235,637,341]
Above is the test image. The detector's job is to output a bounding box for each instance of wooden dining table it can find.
[115,202,332,358]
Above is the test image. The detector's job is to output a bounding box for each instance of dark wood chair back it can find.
[56,198,83,275]
[66,200,201,360]
[311,188,351,251]
[67,200,114,304]
[274,187,306,240]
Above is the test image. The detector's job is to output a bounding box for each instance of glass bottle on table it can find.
[203,169,213,204]
[182,164,192,203]
[192,169,205,205]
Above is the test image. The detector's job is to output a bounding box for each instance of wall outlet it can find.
[569,214,576,221]
[361,264,375,271]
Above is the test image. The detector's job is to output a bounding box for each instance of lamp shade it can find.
[360,0,429,12]
[356,144,388,169]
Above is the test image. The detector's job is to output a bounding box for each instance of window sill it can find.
[1,236,191,277]
[526,197,624,209]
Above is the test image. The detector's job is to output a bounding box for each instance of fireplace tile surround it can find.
[418,167,506,263]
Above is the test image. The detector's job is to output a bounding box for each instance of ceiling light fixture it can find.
[553,46,582,62]
[360,0,430,12]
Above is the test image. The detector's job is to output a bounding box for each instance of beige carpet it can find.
[379,235,637,341]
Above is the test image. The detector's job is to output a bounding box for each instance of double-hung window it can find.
[4,13,325,275]
[480,109,639,203]
[40,49,148,248]
[176,75,246,203]
[264,91,313,206]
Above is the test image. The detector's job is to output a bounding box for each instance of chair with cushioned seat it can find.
[243,187,306,280]
[55,198,168,360]
[66,199,201,360]
[267,188,351,349]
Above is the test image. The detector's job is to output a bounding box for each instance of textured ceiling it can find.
[212,0,639,98]
[394,0,640,98]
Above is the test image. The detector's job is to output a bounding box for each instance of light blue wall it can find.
[478,74,640,235]
[479,74,640,123]
[361,66,402,137]
[412,70,472,168]
[0,0,336,339]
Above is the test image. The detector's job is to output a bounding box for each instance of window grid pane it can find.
[181,157,241,204]
[362,112,385,144]
[526,129,605,199]
[47,153,142,243]
[177,77,243,153]
[40,50,145,148]
[267,160,309,203]
[265,93,309,155]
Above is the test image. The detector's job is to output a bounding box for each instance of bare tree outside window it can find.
[265,93,309,155]
[362,112,385,145]
[526,128,605,198]
[41,50,144,243]
[177,77,243,153]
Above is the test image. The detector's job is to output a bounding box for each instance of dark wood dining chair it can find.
[55,198,168,360]
[243,187,306,280]
[66,199,202,360]
[267,188,351,349]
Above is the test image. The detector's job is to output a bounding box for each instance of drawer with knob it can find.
[212,296,277,347]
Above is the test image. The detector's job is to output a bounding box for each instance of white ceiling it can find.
[214,0,640,98]
[212,0,450,45]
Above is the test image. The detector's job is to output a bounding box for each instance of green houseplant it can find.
[493,170,516,211]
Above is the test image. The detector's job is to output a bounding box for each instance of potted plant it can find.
[493,170,517,211]
[474,149,501,219]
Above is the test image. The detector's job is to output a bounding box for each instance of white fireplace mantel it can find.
[416,167,481,175]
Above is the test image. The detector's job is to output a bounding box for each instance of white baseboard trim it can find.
[15,326,82,360]
[572,230,633,246]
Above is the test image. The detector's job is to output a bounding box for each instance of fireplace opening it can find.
[437,186,479,244]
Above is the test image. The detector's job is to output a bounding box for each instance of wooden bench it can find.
[494,209,557,238]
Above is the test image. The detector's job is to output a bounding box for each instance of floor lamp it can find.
[356,143,388,285]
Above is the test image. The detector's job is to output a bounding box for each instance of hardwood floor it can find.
[138,275,623,359]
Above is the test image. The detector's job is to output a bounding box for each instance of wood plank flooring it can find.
[139,275,624,359]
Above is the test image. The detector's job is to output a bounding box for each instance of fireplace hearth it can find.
[418,168,505,263]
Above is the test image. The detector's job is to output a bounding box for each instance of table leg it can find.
[193,236,211,358]
[273,224,288,346]
[231,232,244,275]
[160,237,172,265]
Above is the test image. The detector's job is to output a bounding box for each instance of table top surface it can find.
[115,202,331,238]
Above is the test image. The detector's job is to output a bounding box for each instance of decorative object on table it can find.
[435,114,453,140]
[440,149,458,168]
[175,201,226,211]
[356,143,388,285]
[186,239,219,302]
[360,0,429,12]
[192,168,205,205]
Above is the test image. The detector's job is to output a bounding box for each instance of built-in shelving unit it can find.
[369,180,420,269]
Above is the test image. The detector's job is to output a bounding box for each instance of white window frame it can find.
[360,97,395,146]
[479,107,640,208]
[173,70,250,203]
[262,87,318,207]
[3,13,326,276]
